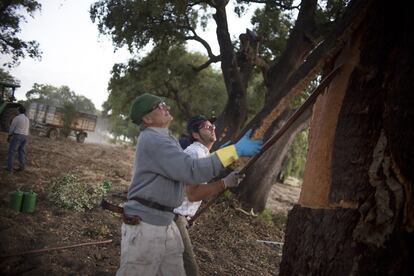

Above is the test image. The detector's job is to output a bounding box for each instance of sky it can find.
[1,0,254,111]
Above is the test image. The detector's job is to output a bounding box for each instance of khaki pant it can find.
[175,215,199,276]
[117,221,185,276]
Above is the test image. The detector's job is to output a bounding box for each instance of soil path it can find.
[0,133,299,275]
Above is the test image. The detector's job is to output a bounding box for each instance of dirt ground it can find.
[0,132,300,275]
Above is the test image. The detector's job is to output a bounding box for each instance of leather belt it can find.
[123,214,141,225]
[101,199,141,225]
[130,197,175,213]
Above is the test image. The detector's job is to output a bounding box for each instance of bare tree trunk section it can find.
[280,1,414,275]
[237,107,311,211]
[299,29,362,208]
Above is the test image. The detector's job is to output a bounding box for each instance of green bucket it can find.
[9,191,24,211]
[21,192,37,213]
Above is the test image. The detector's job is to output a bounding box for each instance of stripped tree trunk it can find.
[237,107,311,211]
[280,1,414,274]
[234,0,372,210]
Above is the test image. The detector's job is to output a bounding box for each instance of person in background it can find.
[117,93,262,276]
[174,114,243,276]
[6,106,30,172]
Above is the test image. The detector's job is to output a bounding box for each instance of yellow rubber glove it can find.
[214,145,239,167]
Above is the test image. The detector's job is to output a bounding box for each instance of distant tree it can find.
[0,68,18,83]
[26,84,96,113]
[72,95,96,114]
[103,46,227,138]
[61,102,77,137]
[104,114,138,144]
[282,130,308,179]
[0,0,42,67]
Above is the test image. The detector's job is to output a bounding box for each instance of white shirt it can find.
[9,113,30,136]
[174,141,210,217]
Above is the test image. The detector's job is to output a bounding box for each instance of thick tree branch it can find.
[189,55,221,71]
[185,26,218,59]
[184,20,221,71]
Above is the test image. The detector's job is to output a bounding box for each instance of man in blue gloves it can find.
[117,93,262,276]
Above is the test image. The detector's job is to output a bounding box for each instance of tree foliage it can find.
[61,102,77,137]
[103,46,227,138]
[0,0,42,67]
[0,68,18,83]
[90,1,208,52]
[26,83,96,113]
[282,129,308,179]
[91,0,349,137]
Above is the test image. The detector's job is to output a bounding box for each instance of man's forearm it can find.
[186,181,225,202]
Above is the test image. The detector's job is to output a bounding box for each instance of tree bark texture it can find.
[237,107,311,212]
[280,0,414,274]
[213,3,248,140]
[233,0,372,210]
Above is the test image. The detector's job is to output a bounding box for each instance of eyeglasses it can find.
[150,101,170,113]
[199,124,216,131]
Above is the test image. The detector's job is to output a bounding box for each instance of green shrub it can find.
[49,173,109,212]
[271,212,288,230]
[258,208,274,226]
[257,208,288,229]
[102,179,112,193]
[222,189,233,199]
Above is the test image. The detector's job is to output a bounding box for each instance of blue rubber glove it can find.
[234,129,263,157]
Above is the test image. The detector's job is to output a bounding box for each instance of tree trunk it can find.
[213,0,318,144]
[213,2,248,140]
[280,1,414,274]
[237,107,311,211]
[235,0,372,209]
[210,0,320,211]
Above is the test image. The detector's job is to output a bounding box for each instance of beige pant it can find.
[117,221,185,276]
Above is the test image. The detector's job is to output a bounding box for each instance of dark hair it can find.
[18,106,26,114]
[179,134,191,150]
[186,115,208,135]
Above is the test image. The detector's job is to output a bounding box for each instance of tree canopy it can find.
[26,83,96,114]
[0,0,42,67]
[0,68,18,83]
[91,0,349,137]
[103,46,227,136]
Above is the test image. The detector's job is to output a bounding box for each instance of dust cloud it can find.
[85,116,113,145]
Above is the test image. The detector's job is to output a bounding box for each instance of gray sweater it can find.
[123,127,223,225]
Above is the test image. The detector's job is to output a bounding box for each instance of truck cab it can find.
[0,81,24,132]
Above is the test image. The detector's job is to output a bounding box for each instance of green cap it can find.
[129,93,163,125]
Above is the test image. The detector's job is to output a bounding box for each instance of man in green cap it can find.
[117,93,263,276]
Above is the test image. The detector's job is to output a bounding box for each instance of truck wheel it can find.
[47,128,59,140]
[0,107,19,132]
[76,132,87,143]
